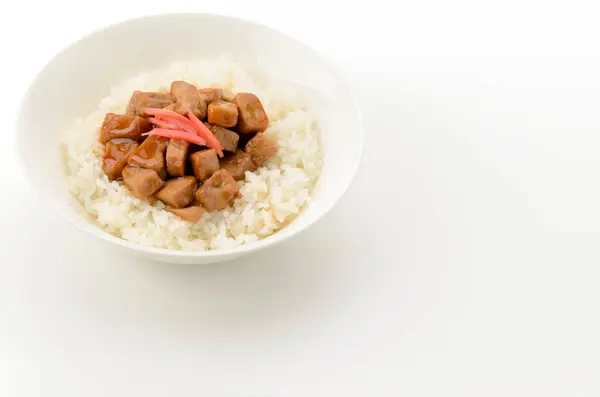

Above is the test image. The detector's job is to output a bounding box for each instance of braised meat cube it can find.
[166,138,190,177]
[127,135,168,177]
[208,100,238,128]
[198,88,235,103]
[126,91,174,117]
[194,169,239,211]
[102,138,139,181]
[169,81,207,119]
[155,176,197,209]
[168,205,207,223]
[245,133,277,167]
[99,113,152,143]
[122,166,165,199]
[220,150,256,181]
[205,123,239,152]
[198,88,222,104]
[190,149,219,182]
[221,89,235,102]
[170,80,198,97]
[233,93,269,134]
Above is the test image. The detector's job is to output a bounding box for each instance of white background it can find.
[2,1,600,396]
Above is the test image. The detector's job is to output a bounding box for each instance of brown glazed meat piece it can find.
[99,113,152,143]
[126,91,174,116]
[127,135,168,178]
[122,166,165,199]
[169,81,207,119]
[207,101,238,128]
[155,176,197,209]
[221,89,235,102]
[165,138,190,177]
[190,149,219,182]
[168,205,207,223]
[245,134,277,167]
[233,93,269,134]
[220,150,256,181]
[194,169,239,211]
[198,88,235,103]
[197,88,222,104]
[205,123,239,152]
[102,138,139,181]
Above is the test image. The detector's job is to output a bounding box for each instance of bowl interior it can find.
[17,14,363,262]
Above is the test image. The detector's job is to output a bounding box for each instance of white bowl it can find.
[16,13,363,264]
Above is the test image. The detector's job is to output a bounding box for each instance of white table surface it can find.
[2,1,600,396]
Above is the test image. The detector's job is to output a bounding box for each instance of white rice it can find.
[63,57,322,251]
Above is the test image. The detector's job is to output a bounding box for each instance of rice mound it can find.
[63,57,322,251]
